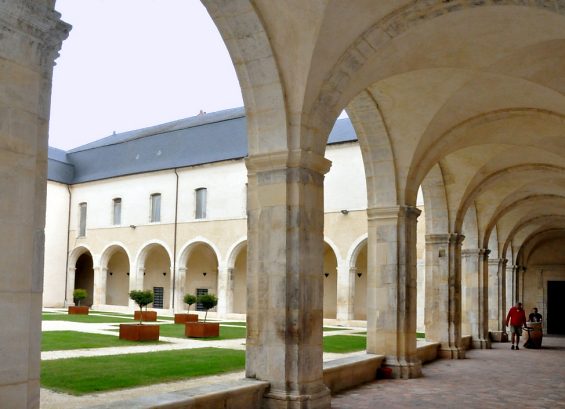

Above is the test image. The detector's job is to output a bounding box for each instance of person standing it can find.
[529,307,542,323]
[506,302,527,350]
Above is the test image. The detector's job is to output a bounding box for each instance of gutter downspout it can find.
[172,168,179,311]
[64,184,72,307]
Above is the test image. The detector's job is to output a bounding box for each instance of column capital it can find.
[367,205,421,221]
[480,248,491,256]
[425,233,464,245]
[245,149,332,175]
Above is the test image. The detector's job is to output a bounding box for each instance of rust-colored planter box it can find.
[133,311,157,322]
[68,306,89,315]
[185,322,220,338]
[174,313,199,324]
[119,324,160,341]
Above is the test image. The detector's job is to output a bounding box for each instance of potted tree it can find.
[132,289,157,322]
[185,293,220,338]
[174,293,199,324]
[68,289,89,314]
[119,290,160,341]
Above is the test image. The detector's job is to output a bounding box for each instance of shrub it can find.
[183,294,197,313]
[73,289,87,306]
[197,294,218,322]
[129,290,154,324]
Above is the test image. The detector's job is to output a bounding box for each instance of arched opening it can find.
[353,242,367,321]
[142,245,171,309]
[184,243,218,310]
[323,242,338,319]
[74,252,94,306]
[105,247,130,306]
[232,242,247,314]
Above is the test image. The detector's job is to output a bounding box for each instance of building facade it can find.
[44,108,428,329]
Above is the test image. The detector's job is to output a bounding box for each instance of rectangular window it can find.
[195,188,207,219]
[150,193,161,222]
[153,287,164,309]
[78,202,87,237]
[113,198,121,225]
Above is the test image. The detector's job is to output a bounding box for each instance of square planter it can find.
[185,322,220,338]
[119,324,160,341]
[68,306,89,315]
[174,313,199,324]
[134,311,157,322]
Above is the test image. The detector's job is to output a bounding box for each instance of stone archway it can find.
[74,252,94,307]
[135,243,172,310]
[323,242,338,319]
[101,245,130,307]
[183,242,219,310]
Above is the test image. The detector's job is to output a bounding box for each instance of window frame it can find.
[78,202,87,237]
[150,193,161,223]
[112,197,122,226]
[195,187,207,220]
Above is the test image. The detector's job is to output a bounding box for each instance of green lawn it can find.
[41,348,245,395]
[41,331,162,351]
[42,313,135,324]
[158,323,247,340]
[323,335,366,353]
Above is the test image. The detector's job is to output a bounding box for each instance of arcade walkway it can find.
[332,336,565,409]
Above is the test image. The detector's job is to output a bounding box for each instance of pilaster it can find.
[461,249,491,349]
[335,263,354,321]
[366,205,422,379]
[216,265,233,316]
[424,233,465,359]
[245,151,331,409]
[93,266,107,306]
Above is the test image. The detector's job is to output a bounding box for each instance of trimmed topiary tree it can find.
[73,288,87,306]
[184,293,197,313]
[129,290,154,324]
[197,293,218,322]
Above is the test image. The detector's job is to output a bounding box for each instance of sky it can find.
[49,0,243,150]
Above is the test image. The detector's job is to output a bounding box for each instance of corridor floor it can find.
[332,336,565,409]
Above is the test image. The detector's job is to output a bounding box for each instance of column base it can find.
[472,338,491,349]
[384,357,422,379]
[438,346,465,359]
[263,386,331,409]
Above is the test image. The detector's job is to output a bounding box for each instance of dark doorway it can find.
[547,281,565,334]
[75,253,94,306]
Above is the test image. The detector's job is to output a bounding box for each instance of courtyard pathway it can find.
[332,336,565,409]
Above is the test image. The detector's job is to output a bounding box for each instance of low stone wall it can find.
[416,342,440,364]
[461,335,472,350]
[323,354,385,393]
[90,379,269,409]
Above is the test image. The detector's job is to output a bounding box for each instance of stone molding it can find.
[367,205,421,221]
[245,149,332,175]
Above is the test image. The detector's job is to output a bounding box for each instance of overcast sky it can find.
[49,0,243,150]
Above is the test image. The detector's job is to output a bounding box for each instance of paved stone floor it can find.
[332,336,565,409]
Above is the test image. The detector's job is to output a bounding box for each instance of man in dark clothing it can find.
[529,307,542,322]
[506,302,527,350]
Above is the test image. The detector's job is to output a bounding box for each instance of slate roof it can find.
[48,107,357,184]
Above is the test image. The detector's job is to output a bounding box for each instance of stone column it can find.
[0,3,69,406]
[424,234,465,359]
[336,262,354,322]
[461,249,491,349]
[129,267,144,309]
[498,258,508,338]
[366,206,421,379]
[488,258,500,334]
[216,265,233,316]
[66,267,77,306]
[245,152,331,409]
[93,266,107,306]
[174,267,187,312]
